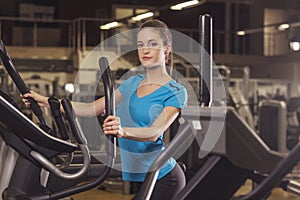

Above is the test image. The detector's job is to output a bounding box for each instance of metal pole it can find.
[100,31,104,53]
[77,20,81,52]
[199,14,213,107]
[33,22,37,47]
[242,66,250,99]
[68,23,72,50]
[116,30,121,56]
[0,21,2,40]
[225,0,231,54]
[82,20,86,52]
[72,20,76,52]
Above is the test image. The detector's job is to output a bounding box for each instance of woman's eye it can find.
[149,42,158,48]
[137,43,144,49]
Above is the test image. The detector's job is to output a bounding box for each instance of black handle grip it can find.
[99,57,116,158]
[99,57,115,117]
[61,98,87,145]
[48,96,69,140]
[0,40,47,125]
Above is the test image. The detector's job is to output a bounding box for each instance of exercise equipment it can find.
[199,14,212,107]
[0,40,116,199]
[286,97,300,150]
[134,14,300,200]
[258,99,288,153]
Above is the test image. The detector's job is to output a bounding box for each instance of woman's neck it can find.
[144,65,171,84]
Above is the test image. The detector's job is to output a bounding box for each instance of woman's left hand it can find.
[103,115,124,137]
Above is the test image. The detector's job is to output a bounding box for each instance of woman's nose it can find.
[142,47,150,53]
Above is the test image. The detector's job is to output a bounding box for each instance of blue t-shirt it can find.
[116,74,187,182]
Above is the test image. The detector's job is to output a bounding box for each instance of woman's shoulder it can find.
[118,74,144,90]
[164,79,188,108]
[118,74,145,94]
[167,79,187,93]
[126,74,144,83]
[121,73,144,84]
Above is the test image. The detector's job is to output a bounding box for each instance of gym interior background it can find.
[1,0,300,199]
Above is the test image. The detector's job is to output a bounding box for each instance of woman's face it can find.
[137,27,167,68]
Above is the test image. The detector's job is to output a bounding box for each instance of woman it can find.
[22,19,187,199]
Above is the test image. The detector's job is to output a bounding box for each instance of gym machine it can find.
[134,14,300,200]
[0,39,117,199]
[258,99,288,153]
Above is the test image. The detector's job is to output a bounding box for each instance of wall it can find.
[264,8,289,56]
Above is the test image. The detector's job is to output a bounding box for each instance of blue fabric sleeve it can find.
[164,86,187,109]
[117,79,127,95]
[117,74,143,96]
[117,75,135,95]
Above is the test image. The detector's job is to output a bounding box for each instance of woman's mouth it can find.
[143,56,152,61]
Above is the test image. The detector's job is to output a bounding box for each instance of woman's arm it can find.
[22,89,123,117]
[103,106,180,142]
[71,100,103,117]
[71,89,123,117]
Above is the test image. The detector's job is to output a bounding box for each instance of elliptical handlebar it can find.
[0,40,47,125]
[30,144,90,180]
[61,98,87,145]
[0,43,116,198]
[99,57,115,117]
[48,96,74,169]
[31,96,93,180]
[27,57,117,199]
[99,57,116,158]
[48,96,70,141]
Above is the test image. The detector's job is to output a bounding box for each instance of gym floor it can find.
[70,180,300,200]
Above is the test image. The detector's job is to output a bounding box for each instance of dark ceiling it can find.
[1,0,299,30]
[57,0,300,30]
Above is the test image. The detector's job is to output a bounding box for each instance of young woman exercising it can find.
[22,19,187,199]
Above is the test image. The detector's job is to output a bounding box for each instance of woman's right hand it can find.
[20,91,49,108]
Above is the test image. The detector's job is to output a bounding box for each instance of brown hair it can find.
[138,19,173,75]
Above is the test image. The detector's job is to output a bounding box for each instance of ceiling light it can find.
[278,23,290,31]
[290,37,300,51]
[100,21,121,30]
[290,41,300,51]
[131,12,154,21]
[236,31,246,36]
[64,83,75,94]
[170,0,201,10]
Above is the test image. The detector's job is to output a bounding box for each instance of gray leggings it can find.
[132,163,186,200]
